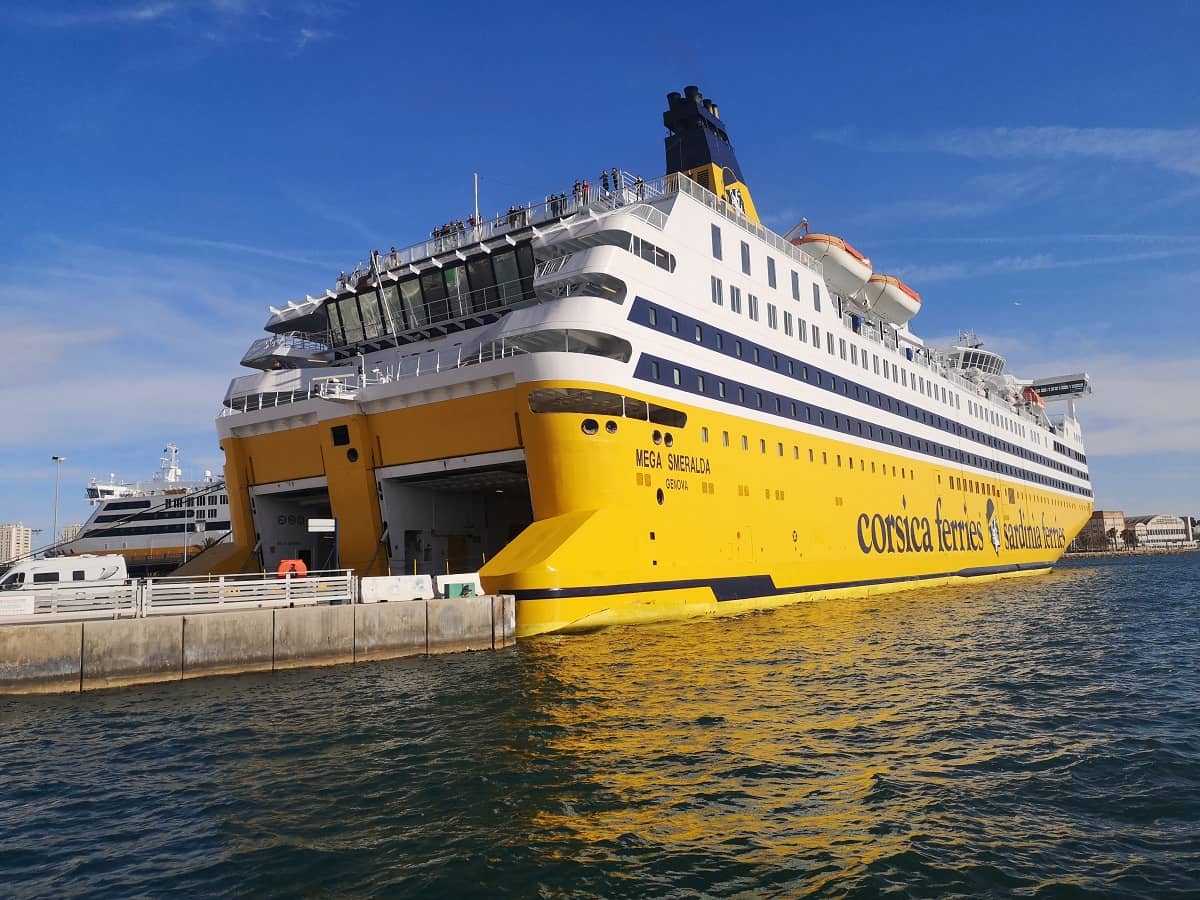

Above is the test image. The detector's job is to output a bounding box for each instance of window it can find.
[650,361,660,379]
[331,425,350,446]
[791,270,800,300]
[783,311,793,336]
[812,283,821,312]
[767,256,777,288]
[767,304,778,329]
[33,572,60,584]
[798,318,807,342]
[722,430,730,446]
[839,338,847,360]
[701,427,709,443]
[827,332,835,355]
[711,224,723,259]
[648,306,657,326]
[710,275,723,306]
[730,285,742,313]
[672,367,681,385]
[850,345,858,366]
[740,241,751,275]
[812,325,820,348]
[748,294,759,321]
[670,315,679,334]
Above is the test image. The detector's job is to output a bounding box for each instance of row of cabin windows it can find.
[638,301,1093,487]
[692,426,1089,513]
[711,274,963,415]
[695,424,916,478]
[327,244,535,346]
[165,494,226,508]
[643,354,1091,495]
[711,225,822,314]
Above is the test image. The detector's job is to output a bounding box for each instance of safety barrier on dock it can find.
[0,575,515,695]
[0,571,354,625]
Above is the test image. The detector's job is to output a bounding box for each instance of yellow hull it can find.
[217,377,1092,635]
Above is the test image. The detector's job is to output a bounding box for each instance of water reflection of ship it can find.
[511,577,1090,880]
[60,443,231,577]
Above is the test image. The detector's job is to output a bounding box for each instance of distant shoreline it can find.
[1064,546,1198,559]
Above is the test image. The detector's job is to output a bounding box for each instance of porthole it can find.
[656,488,664,505]
[605,420,618,434]
[581,418,599,435]
[664,433,674,447]
[346,448,359,463]
[652,430,663,445]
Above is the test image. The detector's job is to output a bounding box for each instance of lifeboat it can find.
[1021,386,1046,407]
[787,231,872,298]
[860,273,921,326]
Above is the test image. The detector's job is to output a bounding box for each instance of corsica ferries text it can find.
[634,449,711,474]
[856,497,986,556]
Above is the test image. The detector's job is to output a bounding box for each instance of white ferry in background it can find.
[59,443,231,576]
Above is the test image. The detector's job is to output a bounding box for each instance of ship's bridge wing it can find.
[1030,372,1091,400]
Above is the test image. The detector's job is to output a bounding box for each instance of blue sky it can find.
[1,1,1197,545]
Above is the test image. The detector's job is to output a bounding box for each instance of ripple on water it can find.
[2,555,1200,897]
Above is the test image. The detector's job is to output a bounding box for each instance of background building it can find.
[0,523,33,564]
[1076,510,1126,551]
[60,524,83,544]
[1126,514,1193,549]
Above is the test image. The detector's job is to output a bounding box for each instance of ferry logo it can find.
[986,499,1001,555]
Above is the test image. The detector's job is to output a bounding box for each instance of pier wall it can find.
[0,594,515,695]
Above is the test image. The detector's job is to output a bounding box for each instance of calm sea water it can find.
[2,554,1199,898]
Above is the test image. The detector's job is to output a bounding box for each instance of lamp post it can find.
[51,456,65,547]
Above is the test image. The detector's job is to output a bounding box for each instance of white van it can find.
[0,555,128,592]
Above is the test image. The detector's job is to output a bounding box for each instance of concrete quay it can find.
[0,593,515,695]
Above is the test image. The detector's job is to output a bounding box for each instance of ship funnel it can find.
[663,84,760,224]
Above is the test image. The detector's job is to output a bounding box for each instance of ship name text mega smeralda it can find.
[211,85,1093,636]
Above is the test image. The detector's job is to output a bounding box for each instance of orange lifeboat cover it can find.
[277,558,309,578]
[795,233,870,264]
[867,273,921,304]
[1021,386,1045,407]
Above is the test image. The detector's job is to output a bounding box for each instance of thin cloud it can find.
[28,3,179,27]
[295,27,332,50]
[820,126,1200,177]
[894,246,1200,283]
[124,228,341,267]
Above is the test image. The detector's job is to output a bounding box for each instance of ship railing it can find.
[241,332,332,364]
[329,170,816,297]
[839,312,1048,430]
[664,172,823,276]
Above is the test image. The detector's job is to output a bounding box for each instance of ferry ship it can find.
[212,85,1094,636]
[59,443,231,576]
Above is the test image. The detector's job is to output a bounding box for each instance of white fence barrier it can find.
[0,571,354,625]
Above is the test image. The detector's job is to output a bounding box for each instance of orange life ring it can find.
[277,559,308,578]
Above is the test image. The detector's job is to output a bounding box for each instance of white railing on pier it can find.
[142,570,354,616]
[0,571,355,625]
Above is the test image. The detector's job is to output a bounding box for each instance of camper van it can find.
[0,555,128,592]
